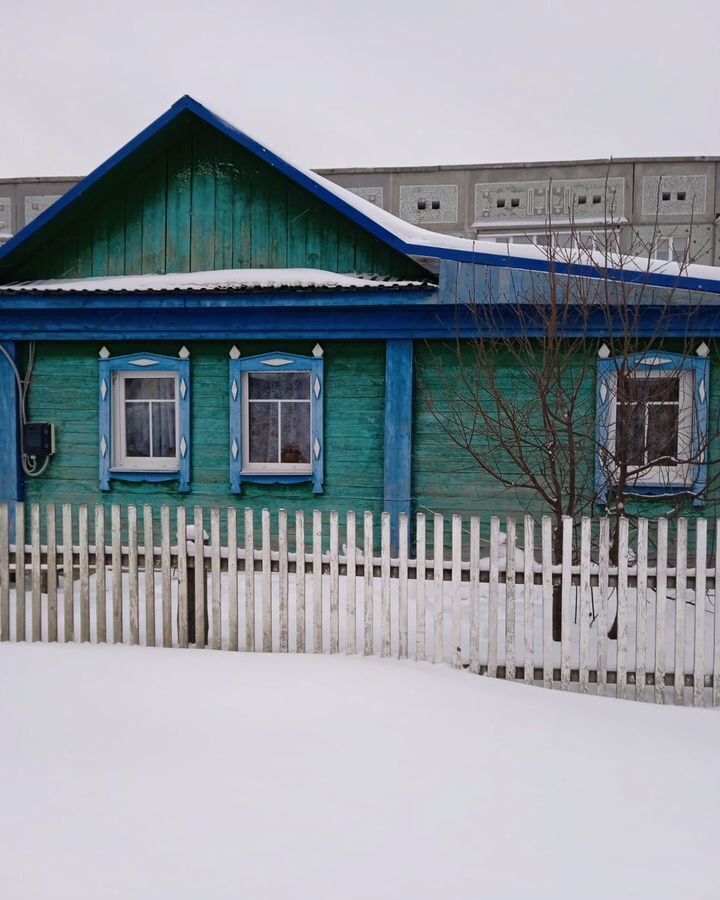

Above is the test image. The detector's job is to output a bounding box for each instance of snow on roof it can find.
[0,268,431,294]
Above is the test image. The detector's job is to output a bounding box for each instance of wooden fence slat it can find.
[62,503,73,643]
[312,510,322,654]
[398,513,409,660]
[468,516,480,675]
[560,516,572,691]
[451,514,462,669]
[31,504,41,642]
[597,518,609,696]
[227,507,238,652]
[635,518,648,703]
[46,504,57,643]
[541,517,553,689]
[434,514,445,665]
[714,519,720,708]
[363,512,373,656]
[279,509,289,653]
[295,511,305,653]
[210,508,222,650]
[488,516,499,678]
[345,511,356,655]
[655,518,668,705]
[693,518,708,708]
[578,517,591,694]
[674,518,688,706]
[143,505,156,648]
[262,508,272,653]
[193,507,206,649]
[505,517,516,680]
[78,505,90,643]
[523,516,534,685]
[160,506,171,648]
[16,502,26,642]
[176,506,189,649]
[0,504,9,641]
[381,512,391,658]
[128,505,139,646]
[95,505,106,644]
[415,513,426,662]
[329,511,339,654]
[245,508,255,652]
[111,505,122,643]
[616,517,629,700]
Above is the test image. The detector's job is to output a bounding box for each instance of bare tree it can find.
[424,200,718,639]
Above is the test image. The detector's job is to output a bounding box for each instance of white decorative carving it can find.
[641,175,706,216]
[24,195,61,225]
[178,346,190,359]
[262,357,294,367]
[639,356,671,366]
[180,436,187,458]
[129,358,159,367]
[180,378,187,399]
[598,343,610,359]
[399,184,458,225]
[229,345,241,359]
[348,186,384,207]
[312,343,324,358]
[231,439,239,460]
[100,379,108,401]
[314,376,321,399]
[314,438,321,459]
[99,346,110,359]
[696,341,710,358]
[100,436,107,458]
[231,379,238,400]
[600,382,607,403]
[699,379,706,403]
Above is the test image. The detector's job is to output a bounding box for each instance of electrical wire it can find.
[0,340,51,477]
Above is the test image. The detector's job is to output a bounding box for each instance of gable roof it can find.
[1,95,720,295]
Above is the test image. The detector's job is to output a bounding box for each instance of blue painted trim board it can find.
[383,340,414,552]
[0,342,23,526]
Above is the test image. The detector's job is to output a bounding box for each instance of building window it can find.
[99,349,191,491]
[652,235,689,264]
[229,347,324,494]
[595,350,709,503]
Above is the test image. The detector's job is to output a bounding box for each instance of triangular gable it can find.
[0,96,428,283]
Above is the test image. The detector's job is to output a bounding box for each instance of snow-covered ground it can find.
[1,643,718,900]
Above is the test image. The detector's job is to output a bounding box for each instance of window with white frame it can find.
[244,371,312,473]
[651,235,689,264]
[595,350,710,502]
[113,372,179,471]
[98,349,191,492]
[229,347,324,494]
[480,230,616,254]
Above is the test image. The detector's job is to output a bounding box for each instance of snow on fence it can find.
[1,501,719,708]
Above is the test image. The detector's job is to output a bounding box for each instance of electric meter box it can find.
[23,422,55,457]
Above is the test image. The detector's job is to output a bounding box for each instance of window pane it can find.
[280,402,311,463]
[248,401,278,463]
[617,402,645,466]
[152,402,176,458]
[125,377,175,400]
[624,376,678,404]
[125,402,151,457]
[646,405,679,465]
[248,372,311,401]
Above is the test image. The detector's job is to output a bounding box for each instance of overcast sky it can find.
[2,0,719,177]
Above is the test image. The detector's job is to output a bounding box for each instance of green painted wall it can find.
[3,113,426,283]
[23,340,388,534]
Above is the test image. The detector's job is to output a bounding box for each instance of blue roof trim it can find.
[2,94,720,297]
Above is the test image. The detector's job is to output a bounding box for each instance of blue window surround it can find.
[229,349,324,494]
[99,350,191,492]
[595,350,709,506]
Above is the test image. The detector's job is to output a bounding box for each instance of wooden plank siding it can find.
[4,113,425,283]
[22,339,388,527]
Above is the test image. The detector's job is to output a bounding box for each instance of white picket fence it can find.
[1,502,719,708]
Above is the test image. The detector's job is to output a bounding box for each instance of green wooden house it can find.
[2,96,720,542]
